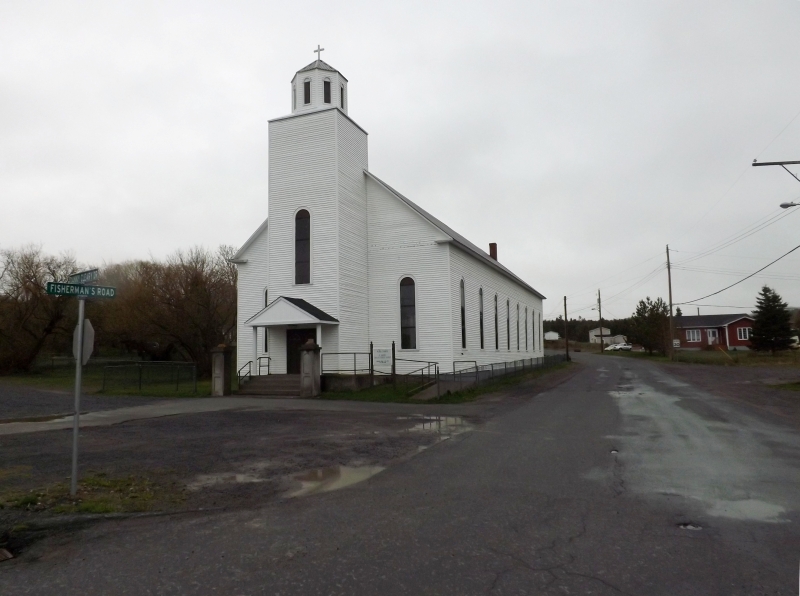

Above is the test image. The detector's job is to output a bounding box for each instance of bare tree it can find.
[0,245,79,373]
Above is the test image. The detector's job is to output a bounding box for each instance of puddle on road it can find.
[285,465,385,498]
[399,416,473,439]
[677,522,702,531]
[187,472,268,490]
[706,499,789,523]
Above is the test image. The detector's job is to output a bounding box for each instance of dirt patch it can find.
[655,362,800,427]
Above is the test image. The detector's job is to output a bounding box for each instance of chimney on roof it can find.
[489,243,497,261]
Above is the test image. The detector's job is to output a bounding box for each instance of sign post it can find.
[48,273,115,496]
[71,297,86,496]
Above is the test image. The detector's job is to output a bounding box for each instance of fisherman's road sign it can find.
[46,282,116,298]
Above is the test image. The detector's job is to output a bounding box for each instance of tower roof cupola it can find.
[290,46,349,116]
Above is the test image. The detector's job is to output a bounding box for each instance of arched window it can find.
[479,289,484,349]
[295,210,310,284]
[506,300,510,350]
[460,279,466,349]
[525,307,528,351]
[292,86,296,110]
[494,295,499,350]
[400,277,416,349]
[303,79,311,105]
[323,79,331,104]
[263,290,269,352]
[516,304,520,350]
[340,84,345,109]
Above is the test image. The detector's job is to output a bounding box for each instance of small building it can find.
[544,331,560,341]
[588,328,626,345]
[674,314,753,350]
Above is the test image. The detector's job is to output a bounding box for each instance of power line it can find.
[675,243,800,305]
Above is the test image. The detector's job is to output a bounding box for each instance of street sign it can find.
[46,282,116,299]
[673,339,681,348]
[73,319,95,365]
[374,348,392,367]
[68,268,99,285]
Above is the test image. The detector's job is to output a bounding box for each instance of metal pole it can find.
[354,353,356,376]
[370,342,374,387]
[138,363,142,392]
[564,296,570,361]
[70,297,86,496]
[391,341,396,386]
[667,244,676,360]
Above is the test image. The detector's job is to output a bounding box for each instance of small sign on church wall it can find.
[374,348,392,368]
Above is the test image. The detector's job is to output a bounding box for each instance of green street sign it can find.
[46,282,116,299]
[68,269,99,285]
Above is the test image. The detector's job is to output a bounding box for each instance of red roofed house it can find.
[674,314,754,350]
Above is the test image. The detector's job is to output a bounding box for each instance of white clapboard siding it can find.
[236,221,269,373]
[336,111,370,361]
[366,176,452,374]
[268,109,341,373]
[449,245,544,370]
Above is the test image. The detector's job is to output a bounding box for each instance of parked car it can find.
[603,344,621,351]
[617,343,632,351]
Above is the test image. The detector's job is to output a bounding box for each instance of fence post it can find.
[138,364,142,392]
[392,341,396,387]
[102,367,106,392]
[436,365,440,398]
[193,364,197,394]
[370,342,374,387]
[354,353,357,377]
[175,365,179,391]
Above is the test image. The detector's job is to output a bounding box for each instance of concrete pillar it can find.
[252,327,258,374]
[299,338,321,398]
[316,324,322,348]
[211,345,233,396]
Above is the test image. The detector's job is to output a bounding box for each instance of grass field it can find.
[606,348,800,367]
[321,362,572,404]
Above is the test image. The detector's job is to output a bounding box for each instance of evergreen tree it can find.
[630,297,669,355]
[675,307,683,317]
[751,286,792,354]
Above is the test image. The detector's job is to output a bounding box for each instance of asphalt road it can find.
[3,353,799,595]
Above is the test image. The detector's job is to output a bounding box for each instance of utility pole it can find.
[597,289,604,352]
[666,244,675,360]
[563,296,570,361]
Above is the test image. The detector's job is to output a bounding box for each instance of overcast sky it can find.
[2,0,800,320]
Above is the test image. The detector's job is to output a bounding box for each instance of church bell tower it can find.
[290,46,349,116]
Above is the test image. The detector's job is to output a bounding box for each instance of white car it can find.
[617,343,632,351]
[603,344,621,351]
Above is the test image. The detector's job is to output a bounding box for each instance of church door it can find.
[286,329,316,374]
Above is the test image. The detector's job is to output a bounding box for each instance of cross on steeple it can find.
[314,45,324,62]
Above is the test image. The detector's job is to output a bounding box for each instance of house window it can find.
[479,289,484,349]
[686,329,701,342]
[460,280,466,349]
[494,295,499,350]
[324,79,331,104]
[737,327,752,341]
[525,308,528,350]
[303,79,311,104]
[295,210,310,284]
[506,300,510,350]
[340,84,345,109]
[400,277,416,349]
[264,290,269,352]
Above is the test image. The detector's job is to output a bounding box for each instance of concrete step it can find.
[237,375,300,397]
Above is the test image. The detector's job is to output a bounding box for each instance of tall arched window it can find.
[525,307,528,351]
[323,79,331,103]
[506,300,510,350]
[460,279,466,349]
[516,303,520,350]
[263,290,269,352]
[292,86,296,110]
[400,277,416,349]
[340,84,345,109]
[494,295,499,350]
[303,79,311,104]
[479,289,484,349]
[295,210,310,284]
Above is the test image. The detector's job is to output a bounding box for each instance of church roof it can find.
[294,59,348,81]
[229,217,268,263]
[364,171,546,300]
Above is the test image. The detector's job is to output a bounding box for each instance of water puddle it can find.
[187,472,267,490]
[399,416,472,439]
[677,522,702,531]
[706,499,789,523]
[285,465,385,498]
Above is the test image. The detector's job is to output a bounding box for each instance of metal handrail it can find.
[453,360,478,374]
[257,356,271,375]
[238,361,252,386]
[321,352,371,375]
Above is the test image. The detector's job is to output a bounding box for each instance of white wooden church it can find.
[232,52,545,377]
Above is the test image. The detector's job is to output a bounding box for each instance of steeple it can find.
[290,48,348,115]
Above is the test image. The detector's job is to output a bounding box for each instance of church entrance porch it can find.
[286,328,317,374]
